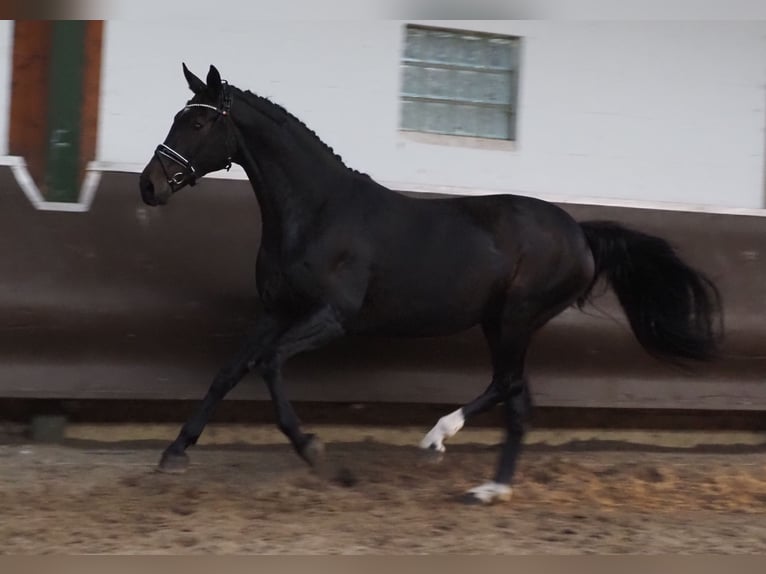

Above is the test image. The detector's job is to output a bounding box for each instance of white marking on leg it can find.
[466,481,513,504]
[420,408,465,452]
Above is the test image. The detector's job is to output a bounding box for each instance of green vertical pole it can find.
[45,21,87,202]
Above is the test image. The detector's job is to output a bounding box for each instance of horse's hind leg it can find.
[461,332,531,504]
[422,291,580,504]
[462,377,531,504]
[420,308,533,496]
[461,284,589,503]
[421,348,531,506]
[420,320,507,453]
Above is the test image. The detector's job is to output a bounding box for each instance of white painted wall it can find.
[98,20,766,209]
[0,21,13,156]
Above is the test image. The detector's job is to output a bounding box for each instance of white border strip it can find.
[3,156,766,218]
[0,156,102,213]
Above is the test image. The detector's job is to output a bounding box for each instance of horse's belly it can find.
[348,273,497,337]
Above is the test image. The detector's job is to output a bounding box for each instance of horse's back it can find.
[391,192,591,278]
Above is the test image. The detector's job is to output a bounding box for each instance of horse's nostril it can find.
[140,173,153,190]
[139,174,158,206]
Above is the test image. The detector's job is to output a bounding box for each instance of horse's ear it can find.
[206,65,222,96]
[183,63,206,95]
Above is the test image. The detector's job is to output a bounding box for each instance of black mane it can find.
[235,87,365,176]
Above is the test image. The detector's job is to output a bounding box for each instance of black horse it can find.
[139,65,722,504]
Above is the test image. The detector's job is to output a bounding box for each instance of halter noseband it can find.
[155,82,234,190]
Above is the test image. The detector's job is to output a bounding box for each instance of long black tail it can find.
[577,221,723,362]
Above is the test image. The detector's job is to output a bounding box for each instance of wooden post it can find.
[9,20,103,201]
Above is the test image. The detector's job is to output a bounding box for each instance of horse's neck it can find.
[233,116,344,252]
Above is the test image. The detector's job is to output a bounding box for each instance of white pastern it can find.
[466,481,513,504]
[419,408,465,452]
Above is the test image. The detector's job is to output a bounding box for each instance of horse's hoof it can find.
[459,492,488,505]
[299,434,324,467]
[419,446,445,464]
[158,450,190,474]
[419,435,446,453]
[334,466,358,488]
[459,482,513,505]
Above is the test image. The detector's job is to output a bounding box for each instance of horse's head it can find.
[139,64,236,206]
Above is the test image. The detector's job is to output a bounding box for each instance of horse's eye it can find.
[193,121,204,130]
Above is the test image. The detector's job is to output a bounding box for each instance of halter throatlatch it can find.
[154,81,234,190]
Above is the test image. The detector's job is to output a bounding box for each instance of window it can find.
[399,25,520,141]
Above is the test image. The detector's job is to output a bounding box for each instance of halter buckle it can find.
[170,171,187,186]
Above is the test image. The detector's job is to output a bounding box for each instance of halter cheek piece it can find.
[155,82,234,190]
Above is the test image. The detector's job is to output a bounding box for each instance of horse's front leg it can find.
[259,306,345,466]
[158,314,282,473]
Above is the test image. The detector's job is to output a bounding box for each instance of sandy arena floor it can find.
[0,424,765,554]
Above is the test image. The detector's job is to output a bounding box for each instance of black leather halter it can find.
[154,82,234,189]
